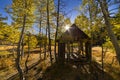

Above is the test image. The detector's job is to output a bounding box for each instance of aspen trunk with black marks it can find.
[21,36,24,59]
[44,26,47,60]
[16,14,26,80]
[44,44,46,60]
[99,0,120,63]
[47,0,52,64]
[12,42,16,58]
[39,20,42,60]
[101,44,104,79]
[54,0,60,62]
[25,32,30,74]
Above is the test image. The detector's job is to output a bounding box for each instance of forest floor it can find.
[0,45,54,80]
[0,53,40,80]
[41,47,120,80]
[0,46,120,80]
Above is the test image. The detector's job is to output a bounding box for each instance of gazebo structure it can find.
[57,24,91,64]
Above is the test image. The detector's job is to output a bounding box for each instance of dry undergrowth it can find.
[92,47,120,80]
[0,46,120,80]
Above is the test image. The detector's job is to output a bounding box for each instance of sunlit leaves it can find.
[75,14,90,35]
[0,25,19,44]
[11,0,35,28]
[25,35,38,49]
[12,0,35,16]
[110,11,120,40]
[64,18,71,25]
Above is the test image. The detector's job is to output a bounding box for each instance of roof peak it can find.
[71,24,76,27]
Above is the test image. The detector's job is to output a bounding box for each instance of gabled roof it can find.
[59,24,90,43]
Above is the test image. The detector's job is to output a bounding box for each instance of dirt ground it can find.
[0,46,120,80]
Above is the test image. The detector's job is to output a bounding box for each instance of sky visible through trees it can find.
[0,0,81,24]
[0,0,118,25]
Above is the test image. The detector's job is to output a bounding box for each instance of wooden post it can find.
[68,43,70,61]
[85,41,91,61]
[71,43,73,54]
[58,42,65,65]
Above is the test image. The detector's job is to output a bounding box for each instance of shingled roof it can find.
[59,24,90,43]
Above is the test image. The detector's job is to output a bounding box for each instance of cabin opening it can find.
[57,24,91,64]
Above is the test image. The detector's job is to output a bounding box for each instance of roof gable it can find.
[59,24,90,42]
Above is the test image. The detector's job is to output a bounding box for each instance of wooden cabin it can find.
[57,24,91,64]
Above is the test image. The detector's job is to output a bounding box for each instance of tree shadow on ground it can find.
[41,61,114,80]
